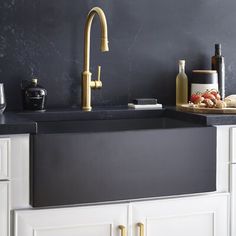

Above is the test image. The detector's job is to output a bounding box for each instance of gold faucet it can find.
[82,7,109,111]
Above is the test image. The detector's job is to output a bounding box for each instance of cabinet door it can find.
[15,204,128,236]
[0,181,9,236]
[132,194,228,236]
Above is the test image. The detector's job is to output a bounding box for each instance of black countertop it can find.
[166,107,236,126]
[1,106,236,135]
[0,112,36,135]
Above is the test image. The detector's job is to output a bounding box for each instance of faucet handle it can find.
[90,65,102,89]
[95,65,102,89]
[97,65,101,82]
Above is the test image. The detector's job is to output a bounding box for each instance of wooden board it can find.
[178,104,236,114]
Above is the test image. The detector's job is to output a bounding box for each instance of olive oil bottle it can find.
[211,44,225,100]
[176,60,188,106]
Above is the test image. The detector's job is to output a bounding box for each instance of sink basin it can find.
[18,106,204,134]
[30,113,216,208]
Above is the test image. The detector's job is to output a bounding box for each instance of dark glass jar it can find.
[22,78,47,111]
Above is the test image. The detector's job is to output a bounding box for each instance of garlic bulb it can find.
[215,100,227,108]
[224,95,236,107]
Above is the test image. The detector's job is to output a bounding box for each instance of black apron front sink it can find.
[30,118,216,207]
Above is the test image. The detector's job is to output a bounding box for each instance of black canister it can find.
[22,78,47,111]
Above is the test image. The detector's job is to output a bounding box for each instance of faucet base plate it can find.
[82,106,92,111]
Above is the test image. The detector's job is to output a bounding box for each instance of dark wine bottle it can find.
[211,44,225,99]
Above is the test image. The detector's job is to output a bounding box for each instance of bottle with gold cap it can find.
[22,77,47,111]
[176,60,188,106]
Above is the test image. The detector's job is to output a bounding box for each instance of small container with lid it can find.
[22,78,47,111]
[191,70,218,95]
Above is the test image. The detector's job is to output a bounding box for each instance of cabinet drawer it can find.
[0,181,10,236]
[0,139,10,180]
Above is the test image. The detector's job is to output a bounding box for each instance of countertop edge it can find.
[0,106,235,135]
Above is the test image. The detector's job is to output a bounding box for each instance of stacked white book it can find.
[128,98,162,110]
[128,103,162,109]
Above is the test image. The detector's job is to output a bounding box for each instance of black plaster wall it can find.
[1,0,236,110]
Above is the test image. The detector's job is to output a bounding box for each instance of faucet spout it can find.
[82,7,109,111]
[83,7,109,72]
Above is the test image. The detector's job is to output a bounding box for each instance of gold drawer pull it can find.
[118,225,126,236]
[137,223,144,236]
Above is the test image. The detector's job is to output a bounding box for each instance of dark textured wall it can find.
[1,0,236,110]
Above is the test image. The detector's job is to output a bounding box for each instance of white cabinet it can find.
[0,138,10,180]
[132,194,229,236]
[216,125,231,192]
[15,204,128,236]
[229,127,236,236]
[0,134,30,236]
[215,125,236,236]
[9,134,30,210]
[15,194,229,236]
[0,137,11,236]
[231,127,236,236]
[0,181,10,236]
[11,128,230,236]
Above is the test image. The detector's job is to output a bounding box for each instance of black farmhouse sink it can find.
[28,109,216,207]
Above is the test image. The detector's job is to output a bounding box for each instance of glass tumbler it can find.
[0,84,6,113]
